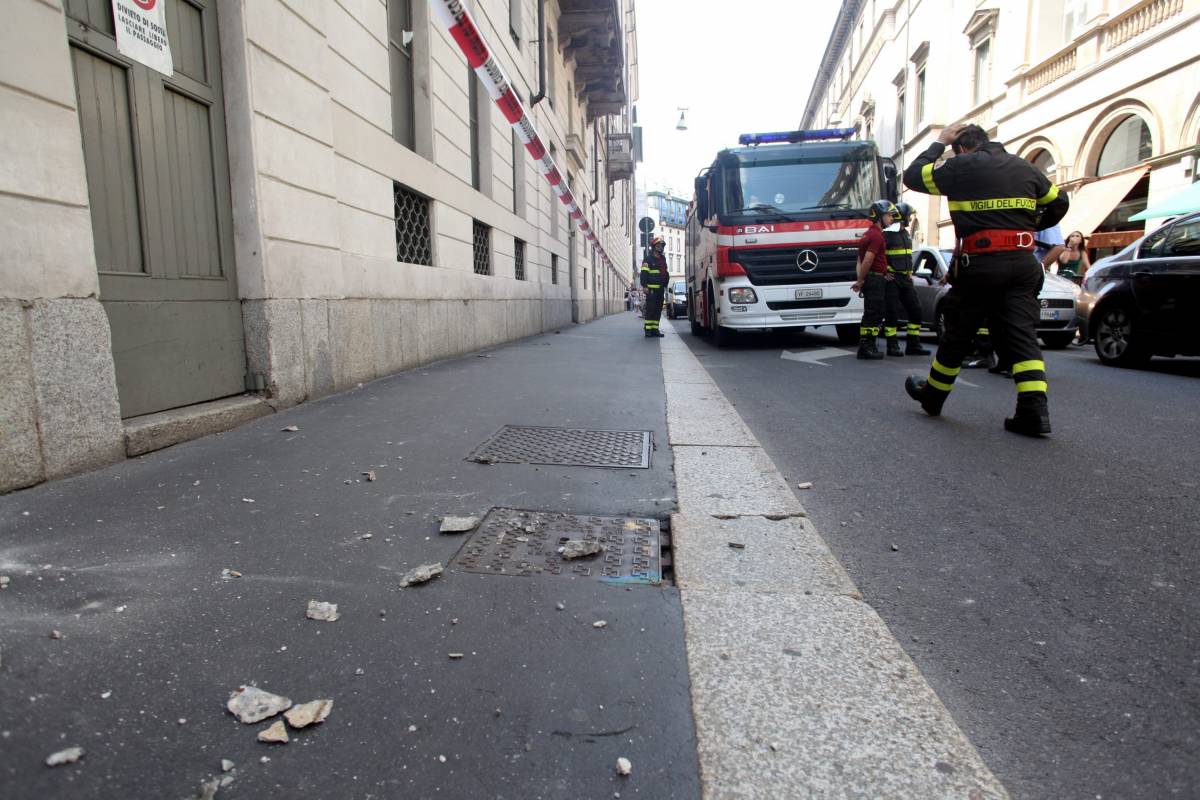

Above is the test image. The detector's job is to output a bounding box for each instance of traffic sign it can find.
[638,216,655,234]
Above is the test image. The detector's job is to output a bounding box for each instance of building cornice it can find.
[800,0,865,129]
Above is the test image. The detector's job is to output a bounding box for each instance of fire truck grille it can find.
[732,245,859,286]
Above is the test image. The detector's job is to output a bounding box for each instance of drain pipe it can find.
[530,0,547,106]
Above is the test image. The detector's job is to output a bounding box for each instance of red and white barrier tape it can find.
[430,0,617,274]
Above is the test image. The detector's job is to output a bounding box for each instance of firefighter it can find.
[901,123,1069,436]
[640,237,668,338]
[850,200,897,359]
[882,202,930,357]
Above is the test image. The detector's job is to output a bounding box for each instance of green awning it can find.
[1129,180,1200,221]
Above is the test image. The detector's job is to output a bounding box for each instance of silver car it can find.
[910,246,1082,349]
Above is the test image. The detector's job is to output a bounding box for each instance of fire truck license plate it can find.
[795,288,823,300]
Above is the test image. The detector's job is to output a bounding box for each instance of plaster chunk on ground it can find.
[45,747,84,767]
[284,699,333,729]
[257,720,289,744]
[439,516,480,533]
[306,600,340,622]
[227,686,292,724]
[560,539,605,559]
[616,757,632,776]
[400,563,443,587]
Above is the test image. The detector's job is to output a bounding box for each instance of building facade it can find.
[644,190,688,281]
[0,0,638,492]
[801,0,1200,255]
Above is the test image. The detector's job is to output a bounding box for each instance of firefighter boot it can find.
[1004,396,1051,437]
[886,337,904,357]
[857,336,884,360]
[905,376,946,417]
[906,335,930,355]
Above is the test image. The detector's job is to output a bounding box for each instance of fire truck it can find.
[686,128,898,346]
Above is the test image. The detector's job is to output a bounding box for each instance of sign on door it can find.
[112,0,173,76]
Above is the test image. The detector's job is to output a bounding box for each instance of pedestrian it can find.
[1034,224,1066,269]
[850,200,898,359]
[1055,230,1091,282]
[640,237,668,338]
[901,123,1069,436]
[882,202,930,357]
[624,289,631,311]
[633,288,644,317]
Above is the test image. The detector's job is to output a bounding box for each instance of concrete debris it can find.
[227,686,293,724]
[616,757,632,776]
[260,756,271,764]
[220,774,235,789]
[115,605,127,613]
[284,699,333,729]
[361,533,373,540]
[439,516,480,534]
[281,425,299,432]
[0,576,9,589]
[593,620,608,629]
[257,720,289,744]
[438,755,447,763]
[241,498,255,503]
[355,668,365,676]
[221,569,242,580]
[559,539,604,559]
[221,759,235,773]
[45,747,84,767]
[363,471,377,482]
[400,563,443,588]
[178,718,188,725]
[728,542,746,550]
[797,481,813,490]
[306,600,340,622]
[100,691,112,699]
[555,603,565,611]
[890,543,899,552]
[197,777,220,800]
[49,630,63,640]
[448,653,464,660]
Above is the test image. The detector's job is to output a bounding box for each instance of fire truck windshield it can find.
[720,142,879,219]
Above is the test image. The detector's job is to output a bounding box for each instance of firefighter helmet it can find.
[867,200,897,221]
[894,202,914,224]
[651,236,666,250]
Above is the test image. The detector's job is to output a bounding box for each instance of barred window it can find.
[551,253,559,285]
[394,182,432,265]
[473,219,491,275]
[514,238,526,281]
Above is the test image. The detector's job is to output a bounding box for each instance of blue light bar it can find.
[738,127,857,146]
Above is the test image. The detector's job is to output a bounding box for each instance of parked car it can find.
[1077,212,1200,366]
[666,279,688,319]
[910,246,1081,349]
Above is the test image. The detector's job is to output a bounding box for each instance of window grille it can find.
[394,182,432,265]
[514,238,526,281]
[551,253,559,285]
[473,219,491,275]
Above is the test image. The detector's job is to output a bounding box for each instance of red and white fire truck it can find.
[686,128,898,346]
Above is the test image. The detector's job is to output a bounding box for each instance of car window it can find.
[1163,221,1200,256]
[914,253,934,273]
[1140,229,1169,258]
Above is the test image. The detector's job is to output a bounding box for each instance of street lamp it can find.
[676,107,689,131]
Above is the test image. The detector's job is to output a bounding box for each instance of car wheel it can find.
[1040,331,1075,349]
[835,324,859,345]
[708,285,732,347]
[1094,305,1150,367]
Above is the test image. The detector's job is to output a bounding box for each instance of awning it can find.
[1055,168,1147,235]
[1129,179,1200,221]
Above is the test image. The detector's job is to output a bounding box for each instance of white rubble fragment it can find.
[257,720,289,744]
[284,699,333,729]
[797,482,813,490]
[361,534,373,540]
[0,576,10,589]
[260,756,271,764]
[363,471,377,482]
[100,691,111,699]
[221,569,242,580]
[616,757,632,776]
[178,718,188,725]
[45,747,84,767]
[593,620,608,629]
[50,630,63,640]
[555,603,565,611]
[227,686,293,724]
[400,563,443,588]
[439,516,480,534]
[241,498,255,503]
[438,755,446,763]
[354,668,365,676]
[115,605,127,613]
[281,426,299,432]
[197,777,220,800]
[448,653,464,660]
[221,759,235,773]
[219,774,235,788]
[306,600,340,622]
[560,539,604,559]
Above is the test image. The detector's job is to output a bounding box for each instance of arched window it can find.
[1027,148,1056,178]
[1096,115,1152,176]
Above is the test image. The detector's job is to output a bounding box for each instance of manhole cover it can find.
[450,508,662,585]
[467,426,652,469]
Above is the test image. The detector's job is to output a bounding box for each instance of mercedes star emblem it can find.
[796,249,819,272]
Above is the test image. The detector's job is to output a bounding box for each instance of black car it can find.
[1078,212,1200,366]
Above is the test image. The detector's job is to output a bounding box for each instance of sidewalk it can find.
[0,313,699,799]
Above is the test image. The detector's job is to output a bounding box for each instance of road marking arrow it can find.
[780,348,854,367]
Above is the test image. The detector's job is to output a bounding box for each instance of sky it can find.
[633,0,841,199]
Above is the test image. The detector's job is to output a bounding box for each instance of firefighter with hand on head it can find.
[639,236,668,338]
[901,123,1069,436]
[850,200,898,359]
[882,202,930,357]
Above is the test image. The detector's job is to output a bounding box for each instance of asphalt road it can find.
[673,320,1200,800]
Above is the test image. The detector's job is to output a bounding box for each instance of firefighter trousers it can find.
[920,252,1047,409]
[858,273,887,337]
[643,286,664,333]
[883,272,923,339]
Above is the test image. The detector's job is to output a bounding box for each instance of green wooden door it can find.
[66,0,245,419]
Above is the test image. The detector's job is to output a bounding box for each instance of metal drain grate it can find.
[450,509,663,584]
[467,426,652,469]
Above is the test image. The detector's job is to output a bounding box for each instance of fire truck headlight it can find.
[728,288,758,304]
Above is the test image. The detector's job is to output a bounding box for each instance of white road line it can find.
[780,347,855,366]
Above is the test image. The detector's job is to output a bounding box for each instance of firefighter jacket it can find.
[883,225,914,272]
[640,251,669,289]
[902,141,1069,240]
